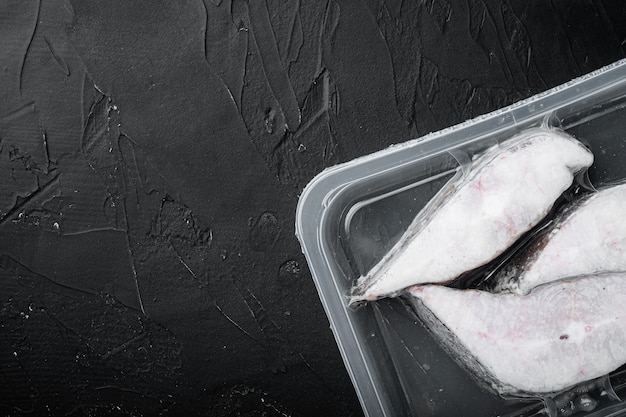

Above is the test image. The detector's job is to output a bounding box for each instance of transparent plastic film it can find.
[295,60,626,417]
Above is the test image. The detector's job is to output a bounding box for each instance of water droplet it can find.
[573,394,597,413]
[249,212,281,252]
[279,260,301,279]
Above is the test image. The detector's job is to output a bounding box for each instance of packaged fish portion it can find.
[409,272,626,395]
[351,128,594,302]
[491,182,626,294]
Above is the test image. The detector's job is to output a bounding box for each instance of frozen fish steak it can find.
[492,182,626,294]
[351,128,593,302]
[409,273,626,395]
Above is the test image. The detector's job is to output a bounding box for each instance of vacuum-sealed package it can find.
[296,59,626,416]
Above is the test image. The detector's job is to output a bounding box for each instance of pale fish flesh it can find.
[350,128,593,302]
[409,272,626,395]
[491,182,626,294]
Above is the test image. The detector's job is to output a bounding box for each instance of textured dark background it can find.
[1,0,625,416]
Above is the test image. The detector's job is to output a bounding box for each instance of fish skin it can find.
[492,183,626,294]
[351,128,594,302]
[409,272,626,395]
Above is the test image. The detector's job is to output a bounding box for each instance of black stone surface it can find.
[0,1,625,416]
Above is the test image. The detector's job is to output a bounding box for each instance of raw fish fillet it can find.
[492,183,626,294]
[409,273,626,395]
[351,128,593,302]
